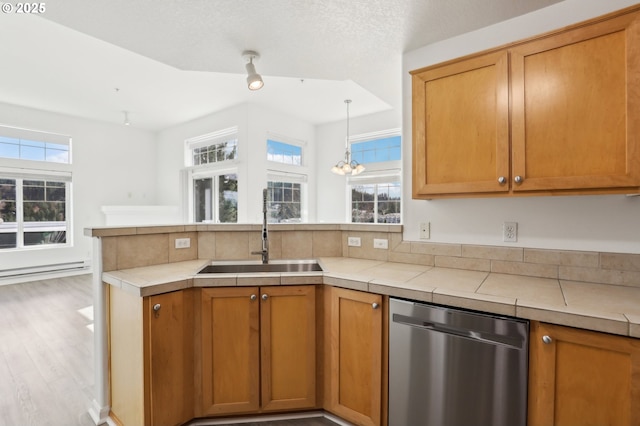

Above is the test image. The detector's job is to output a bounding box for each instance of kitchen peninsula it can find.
[85,224,640,426]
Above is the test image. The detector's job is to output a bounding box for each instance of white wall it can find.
[0,102,157,271]
[315,109,401,223]
[155,102,316,223]
[402,0,640,254]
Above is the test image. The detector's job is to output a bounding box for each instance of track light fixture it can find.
[123,111,130,126]
[331,100,365,176]
[242,50,264,91]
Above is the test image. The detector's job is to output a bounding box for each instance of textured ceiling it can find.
[0,0,561,130]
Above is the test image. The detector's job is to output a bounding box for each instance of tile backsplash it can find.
[94,224,640,289]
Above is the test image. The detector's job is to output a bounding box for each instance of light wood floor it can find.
[0,274,95,426]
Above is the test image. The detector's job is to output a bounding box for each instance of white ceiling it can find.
[0,0,561,131]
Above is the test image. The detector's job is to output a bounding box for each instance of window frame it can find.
[0,168,73,251]
[347,128,402,224]
[0,125,72,164]
[267,138,304,167]
[266,174,307,223]
[184,127,241,223]
[184,127,239,167]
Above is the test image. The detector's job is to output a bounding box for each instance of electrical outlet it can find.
[348,237,361,247]
[175,238,191,249]
[373,238,388,249]
[420,222,430,239]
[503,222,517,242]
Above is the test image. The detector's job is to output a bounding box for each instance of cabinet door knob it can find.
[262,294,269,301]
[498,176,507,185]
[250,294,257,301]
[372,302,379,310]
[542,335,552,344]
[514,175,523,184]
[153,303,161,312]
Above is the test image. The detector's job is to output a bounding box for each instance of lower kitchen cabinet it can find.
[197,285,317,417]
[528,321,640,426]
[109,287,194,426]
[324,286,388,426]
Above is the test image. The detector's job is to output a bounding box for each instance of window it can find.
[0,175,71,249]
[265,135,307,223]
[186,127,238,167]
[0,126,72,250]
[0,125,71,164]
[267,139,302,165]
[348,130,402,224]
[267,181,301,223]
[193,173,237,223]
[351,135,401,164]
[186,127,239,223]
[192,139,237,166]
[351,182,401,223]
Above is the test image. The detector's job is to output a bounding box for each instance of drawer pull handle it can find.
[542,335,552,344]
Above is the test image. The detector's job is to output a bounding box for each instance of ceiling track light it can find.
[123,111,130,126]
[242,50,264,91]
[331,99,365,176]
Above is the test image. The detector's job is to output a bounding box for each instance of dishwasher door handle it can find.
[392,313,524,349]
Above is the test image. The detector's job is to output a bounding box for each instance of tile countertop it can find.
[102,257,640,339]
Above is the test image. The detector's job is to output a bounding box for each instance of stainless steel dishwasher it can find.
[389,298,529,426]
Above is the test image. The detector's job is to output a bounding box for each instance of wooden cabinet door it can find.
[261,285,317,411]
[529,321,640,426]
[200,287,260,416]
[145,290,194,426]
[511,11,640,193]
[326,286,383,426]
[412,51,510,197]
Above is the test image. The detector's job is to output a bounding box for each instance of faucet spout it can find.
[252,188,269,264]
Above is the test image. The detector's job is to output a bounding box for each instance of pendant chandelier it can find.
[331,99,365,176]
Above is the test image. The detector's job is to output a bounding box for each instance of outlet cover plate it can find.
[348,237,361,247]
[420,222,430,239]
[374,238,389,249]
[175,238,191,249]
[503,222,517,242]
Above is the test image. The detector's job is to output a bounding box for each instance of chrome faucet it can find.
[251,188,269,264]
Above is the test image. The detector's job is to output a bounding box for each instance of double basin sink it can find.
[198,259,323,274]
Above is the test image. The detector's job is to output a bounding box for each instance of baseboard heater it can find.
[0,260,91,279]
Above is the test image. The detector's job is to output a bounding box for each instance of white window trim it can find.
[0,124,72,164]
[184,167,238,223]
[184,126,239,167]
[266,132,308,167]
[346,128,402,223]
[266,176,308,224]
[349,128,401,144]
[0,167,73,251]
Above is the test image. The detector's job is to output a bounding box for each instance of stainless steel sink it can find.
[197,260,322,274]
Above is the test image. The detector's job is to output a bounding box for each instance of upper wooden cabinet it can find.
[528,321,640,426]
[412,51,510,196]
[412,7,640,198]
